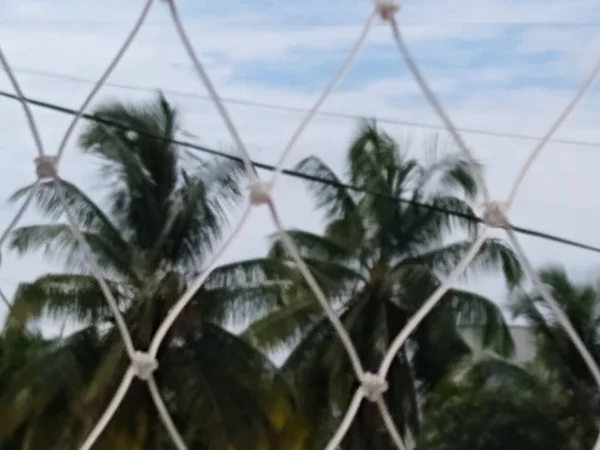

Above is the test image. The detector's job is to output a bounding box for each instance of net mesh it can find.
[1,1,599,449]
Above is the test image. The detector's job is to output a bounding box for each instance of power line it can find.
[5,65,600,150]
[0,88,599,256]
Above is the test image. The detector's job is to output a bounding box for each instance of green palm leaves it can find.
[244,120,522,448]
[0,99,528,450]
[0,94,299,450]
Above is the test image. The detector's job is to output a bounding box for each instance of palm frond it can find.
[389,263,440,311]
[419,151,481,200]
[164,323,297,449]
[450,288,515,357]
[411,305,473,393]
[391,158,421,198]
[7,274,121,327]
[197,283,291,327]
[0,326,104,441]
[294,155,359,223]
[404,237,522,288]
[199,157,247,210]
[78,94,182,251]
[297,257,364,295]
[82,118,157,240]
[19,409,79,450]
[79,93,179,189]
[241,299,325,354]
[509,267,595,346]
[202,258,291,290]
[280,317,338,445]
[269,230,353,263]
[322,215,365,251]
[9,179,127,250]
[157,160,248,272]
[509,290,551,329]
[510,267,600,387]
[9,224,134,280]
[78,334,126,408]
[324,295,386,397]
[346,120,398,193]
[281,317,334,378]
[453,353,542,394]
[395,196,479,253]
[0,330,49,413]
[268,231,365,291]
[155,175,217,270]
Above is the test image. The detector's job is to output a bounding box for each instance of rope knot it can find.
[374,1,400,21]
[131,351,158,381]
[34,155,58,180]
[360,372,388,402]
[482,201,509,228]
[249,182,272,206]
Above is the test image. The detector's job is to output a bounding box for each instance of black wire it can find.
[1,89,599,255]
[6,65,600,150]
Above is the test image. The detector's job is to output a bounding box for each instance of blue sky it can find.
[0,0,599,339]
[0,4,600,445]
[167,0,600,104]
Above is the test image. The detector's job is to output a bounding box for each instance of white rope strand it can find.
[384,17,600,450]
[505,57,600,210]
[324,389,365,450]
[1,0,599,449]
[388,18,490,202]
[55,2,196,435]
[54,179,137,358]
[0,42,47,276]
[270,198,408,449]
[267,201,365,377]
[55,0,155,162]
[507,229,600,388]
[0,44,46,325]
[506,229,600,450]
[379,230,488,377]
[79,367,136,450]
[147,376,189,450]
[0,182,39,249]
[0,184,39,323]
[0,287,10,311]
[0,48,45,156]
[318,230,487,450]
[165,0,257,180]
[149,204,252,357]
[269,11,377,188]
[377,399,408,450]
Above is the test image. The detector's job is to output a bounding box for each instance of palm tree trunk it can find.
[343,299,411,450]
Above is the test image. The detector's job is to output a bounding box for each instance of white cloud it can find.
[0,0,598,344]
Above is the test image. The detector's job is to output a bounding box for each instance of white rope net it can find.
[0,0,599,449]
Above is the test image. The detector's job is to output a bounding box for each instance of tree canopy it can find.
[0,95,596,450]
[244,121,522,448]
[0,94,302,449]
[417,387,570,450]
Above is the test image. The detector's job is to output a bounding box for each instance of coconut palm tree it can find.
[243,121,523,449]
[436,346,598,450]
[0,327,49,449]
[418,381,570,450]
[511,266,600,393]
[509,265,600,447]
[0,94,302,449]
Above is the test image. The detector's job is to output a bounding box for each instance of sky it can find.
[0,0,599,343]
